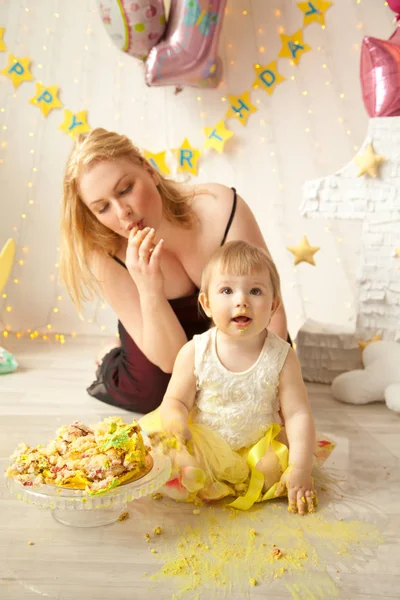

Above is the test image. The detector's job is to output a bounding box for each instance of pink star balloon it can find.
[360,25,400,117]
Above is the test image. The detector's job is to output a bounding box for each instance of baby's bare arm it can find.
[159,340,197,440]
[277,348,316,514]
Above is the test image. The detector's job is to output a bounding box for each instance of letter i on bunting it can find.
[174,138,201,175]
[30,83,63,117]
[142,150,170,176]
[59,109,91,138]
[253,61,285,96]
[225,91,258,126]
[1,54,34,88]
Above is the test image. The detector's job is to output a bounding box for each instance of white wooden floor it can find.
[0,337,399,600]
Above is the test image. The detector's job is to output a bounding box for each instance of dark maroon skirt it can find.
[87,292,210,414]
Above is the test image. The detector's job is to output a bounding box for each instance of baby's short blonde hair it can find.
[200,241,281,300]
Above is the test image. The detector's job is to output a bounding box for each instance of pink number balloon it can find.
[387,0,400,14]
[144,0,227,88]
[360,25,400,117]
[97,0,167,60]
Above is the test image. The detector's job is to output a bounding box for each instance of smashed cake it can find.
[5,417,153,495]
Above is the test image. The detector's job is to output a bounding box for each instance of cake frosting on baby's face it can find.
[5,417,152,494]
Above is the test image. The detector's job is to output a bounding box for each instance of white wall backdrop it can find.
[0,0,395,343]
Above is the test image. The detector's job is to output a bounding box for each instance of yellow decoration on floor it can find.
[0,238,16,294]
[174,138,201,175]
[1,54,34,88]
[58,109,91,138]
[0,28,7,52]
[253,61,286,96]
[353,143,385,178]
[203,121,234,154]
[279,30,311,66]
[287,235,320,266]
[357,334,382,350]
[225,91,258,126]
[29,83,63,117]
[142,150,170,176]
[298,1,332,27]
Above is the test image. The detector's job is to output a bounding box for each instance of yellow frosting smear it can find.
[149,501,383,600]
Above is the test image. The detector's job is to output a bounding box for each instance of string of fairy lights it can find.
[0,0,395,344]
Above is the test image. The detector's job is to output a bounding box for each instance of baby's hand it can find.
[274,466,317,515]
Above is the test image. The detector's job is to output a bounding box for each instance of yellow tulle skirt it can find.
[139,409,335,509]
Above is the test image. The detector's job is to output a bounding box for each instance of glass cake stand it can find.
[6,453,171,528]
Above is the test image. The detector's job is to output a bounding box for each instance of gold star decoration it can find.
[203,121,234,154]
[225,91,258,126]
[279,30,311,66]
[287,235,320,266]
[1,54,34,88]
[0,28,7,52]
[59,109,91,138]
[142,150,170,176]
[174,138,201,175]
[357,334,382,350]
[29,83,63,117]
[253,61,286,96]
[0,238,16,294]
[297,1,332,27]
[353,143,385,178]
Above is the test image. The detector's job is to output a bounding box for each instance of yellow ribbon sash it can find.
[229,423,288,510]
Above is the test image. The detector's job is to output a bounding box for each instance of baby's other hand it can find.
[274,466,317,515]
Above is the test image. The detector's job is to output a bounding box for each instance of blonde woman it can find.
[60,128,289,413]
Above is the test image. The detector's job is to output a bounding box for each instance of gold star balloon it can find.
[59,109,91,138]
[174,138,201,175]
[142,150,170,176]
[298,1,332,27]
[30,83,63,117]
[1,54,34,88]
[279,30,311,66]
[287,235,320,266]
[253,61,285,96]
[0,28,7,52]
[225,91,258,126]
[353,143,385,178]
[203,121,234,154]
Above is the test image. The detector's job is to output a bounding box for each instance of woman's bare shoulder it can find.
[191,183,266,249]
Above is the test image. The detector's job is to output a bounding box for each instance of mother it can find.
[60,128,288,413]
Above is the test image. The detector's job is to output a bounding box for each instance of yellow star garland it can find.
[30,83,63,117]
[0,28,7,52]
[203,121,234,154]
[253,61,286,96]
[142,150,170,176]
[298,1,332,27]
[59,109,91,138]
[279,30,311,66]
[225,92,258,126]
[1,54,34,88]
[174,138,201,175]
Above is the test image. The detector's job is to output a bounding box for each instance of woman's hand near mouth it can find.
[125,225,165,295]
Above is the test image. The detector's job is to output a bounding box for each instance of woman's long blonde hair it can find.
[60,128,195,311]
